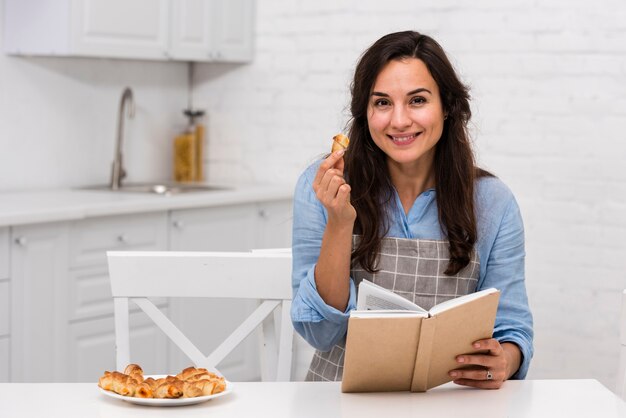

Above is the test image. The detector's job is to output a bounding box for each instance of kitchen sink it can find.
[79,182,230,195]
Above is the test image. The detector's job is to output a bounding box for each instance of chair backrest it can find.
[618,289,626,399]
[107,250,294,381]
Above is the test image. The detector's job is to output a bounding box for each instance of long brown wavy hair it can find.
[345,31,490,275]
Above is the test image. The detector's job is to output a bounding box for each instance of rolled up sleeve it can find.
[290,165,357,352]
[478,195,534,379]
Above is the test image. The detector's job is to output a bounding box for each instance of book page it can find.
[350,310,427,318]
[428,287,498,316]
[356,280,426,312]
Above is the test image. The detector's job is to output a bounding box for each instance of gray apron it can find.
[305,235,480,381]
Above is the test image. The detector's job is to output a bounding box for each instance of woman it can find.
[291,31,533,389]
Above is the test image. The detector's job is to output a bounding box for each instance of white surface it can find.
[0,185,293,227]
[98,376,233,406]
[0,380,624,417]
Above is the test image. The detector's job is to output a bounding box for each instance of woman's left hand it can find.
[449,339,517,389]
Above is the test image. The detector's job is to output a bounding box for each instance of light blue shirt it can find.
[290,161,534,379]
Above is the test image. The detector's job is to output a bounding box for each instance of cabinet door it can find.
[10,223,69,382]
[255,200,293,249]
[169,0,213,61]
[67,309,169,382]
[211,0,254,62]
[70,0,170,60]
[169,204,260,380]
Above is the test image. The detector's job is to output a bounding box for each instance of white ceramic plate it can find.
[98,375,233,407]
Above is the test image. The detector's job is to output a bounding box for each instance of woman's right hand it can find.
[312,149,356,225]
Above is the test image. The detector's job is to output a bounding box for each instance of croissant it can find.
[99,365,226,399]
[154,379,184,399]
[123,364,144,383]
[331,133,350,153]
[176,366,209,381]
[142,377,159,391]
[111,372,138,397]
[183,380,217,397]
[98,371,114,391]
[134,382,153,398]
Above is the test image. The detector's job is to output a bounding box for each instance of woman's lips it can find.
[388,132,421,145]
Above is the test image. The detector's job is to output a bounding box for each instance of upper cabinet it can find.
[170,0,253,62]
[3,0,254,62]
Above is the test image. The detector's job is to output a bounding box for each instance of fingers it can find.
[337,184,351,205]
[473,338,504,356]
[313,149,345,189]
[449,338,508,389]
[317,169,345,203]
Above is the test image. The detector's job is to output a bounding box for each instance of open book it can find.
[342,280,500,393]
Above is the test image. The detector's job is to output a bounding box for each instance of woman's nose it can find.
[390,105,411,129]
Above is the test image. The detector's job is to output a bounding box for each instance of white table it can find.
[0,380,624,418]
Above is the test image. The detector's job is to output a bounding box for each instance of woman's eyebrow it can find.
[407,88,431,95]
[371,87,432,97]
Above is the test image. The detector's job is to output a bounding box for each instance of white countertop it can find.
[0,380,624,418]
[0,184,293,227]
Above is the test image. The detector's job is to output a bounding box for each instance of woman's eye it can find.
[410,96,426,105]
[374,99,390,107]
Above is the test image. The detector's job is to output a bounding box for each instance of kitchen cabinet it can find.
[65,213,169,382]
[3,195,294,382]
[9,213,169,382]
[10,222,69,382]
[67,309,169,382]
[167,200,292,380]
[170,0,254,62]
[3,0,254,62]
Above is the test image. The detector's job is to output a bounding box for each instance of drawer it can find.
[0,281,8,336]
[0,336,8,382]
[67,308,169,382]
[0,228,8,279]
[69,212,167,268]
[68,266,167,322]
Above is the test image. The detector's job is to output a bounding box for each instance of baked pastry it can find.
[98,364,227,399]
[123,364,144,382]
[331,133,350,153]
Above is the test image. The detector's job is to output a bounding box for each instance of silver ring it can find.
[486,370,493,380]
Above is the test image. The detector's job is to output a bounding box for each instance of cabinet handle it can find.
[117,234,128,244]
[14,236,28,246]
[173,220,185,229]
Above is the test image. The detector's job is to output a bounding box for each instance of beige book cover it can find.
[342,286,500,393]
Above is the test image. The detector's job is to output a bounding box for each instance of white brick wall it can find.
[193,1,626,390]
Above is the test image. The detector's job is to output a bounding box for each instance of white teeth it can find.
[391,134,416,143]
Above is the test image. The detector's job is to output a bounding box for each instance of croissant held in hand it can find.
[331,133,350,153]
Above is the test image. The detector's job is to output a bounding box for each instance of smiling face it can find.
[367,58,445,173]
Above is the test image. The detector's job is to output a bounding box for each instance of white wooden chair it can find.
[107,250,294,381]
[618,289,626,399]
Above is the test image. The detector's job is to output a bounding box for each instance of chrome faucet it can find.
[110,87,135,190]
